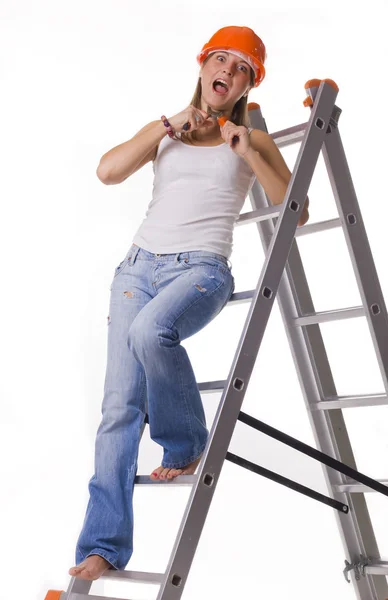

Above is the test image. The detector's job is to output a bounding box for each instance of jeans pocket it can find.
[177,256,191,270]
[182,256,230,274]
[113,256,130,279]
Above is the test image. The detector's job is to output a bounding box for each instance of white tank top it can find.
[132,127,256,259]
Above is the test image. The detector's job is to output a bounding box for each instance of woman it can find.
[69,25,309,582]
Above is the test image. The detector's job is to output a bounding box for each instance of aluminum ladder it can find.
[47,78,388,600]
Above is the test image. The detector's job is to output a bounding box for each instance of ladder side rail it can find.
[322,129,388,392]
[247,88,386,600]
[156,82,337,600]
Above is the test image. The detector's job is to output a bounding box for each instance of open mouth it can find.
[212,79,229,95]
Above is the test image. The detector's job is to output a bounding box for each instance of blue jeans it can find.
[75,243,235,571]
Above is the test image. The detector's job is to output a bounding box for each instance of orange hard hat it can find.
[196,26,267,88]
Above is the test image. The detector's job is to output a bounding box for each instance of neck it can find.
[200,97,233,120]
[196,123,222,140]
[202,107,234,139]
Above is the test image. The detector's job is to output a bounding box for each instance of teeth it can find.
[214,78,229,89]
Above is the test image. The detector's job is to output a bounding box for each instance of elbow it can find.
[96,161,112,185]
[96,161,127,185]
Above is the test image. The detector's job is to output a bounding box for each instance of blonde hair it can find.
[178,53,256,145]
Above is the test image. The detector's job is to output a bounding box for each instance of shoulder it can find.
[248,127,283,161]
[248,128,293,183]
[247,128,273,153]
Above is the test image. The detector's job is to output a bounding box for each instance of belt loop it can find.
[128,244,140,266]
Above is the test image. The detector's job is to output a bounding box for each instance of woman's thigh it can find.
[129,252,235,342]
[104,248,153,394]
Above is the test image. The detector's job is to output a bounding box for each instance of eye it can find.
[216,55,248,73]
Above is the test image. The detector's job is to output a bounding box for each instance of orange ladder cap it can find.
[322,78,339,91]
[304,78,322,89]
[248,101,261,111]
[303,96,314,108]
[44,590,64,600]
[303,79,321,104]
[303,78,339,106]
[304,78,339,91]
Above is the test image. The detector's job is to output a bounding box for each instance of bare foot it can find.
[150,454,203,480]
[297,207,309,227]
[68,554,112,580]
[297,196,310,228]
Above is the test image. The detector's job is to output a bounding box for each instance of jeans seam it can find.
[161,441,207,469]
[181,262,229,276]
[156,324,195,446]
[80,550,119,570]
[175,341,195,443]
[88,549,118,569]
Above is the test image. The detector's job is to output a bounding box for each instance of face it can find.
[199,51,253,115]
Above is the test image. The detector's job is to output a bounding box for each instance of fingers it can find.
[193,108,211,129]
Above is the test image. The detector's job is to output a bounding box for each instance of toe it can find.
[159,468,170,480]
[69,563,85,574]
[167,468,183,479]
[150,467,164,480]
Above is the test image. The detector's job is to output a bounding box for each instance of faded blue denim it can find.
[74,243,235,571]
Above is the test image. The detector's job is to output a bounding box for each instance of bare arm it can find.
[96,120,166,185]
[249,129,310,225]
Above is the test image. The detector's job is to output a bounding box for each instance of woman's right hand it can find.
[168,105,214,134]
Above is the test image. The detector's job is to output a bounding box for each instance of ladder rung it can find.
[134,474,197,486]
[236,205,281,226]
[271,121,306,147]
[236,210,341,237]
[294,217,342,237]
[68,594,133,600]
[197,380,226,394]
[333,479,388,493]
[313,393,388,410]
[294,306,364,326]
[228,290,254,305]
[364,560,388,576]
[100,569,164,584]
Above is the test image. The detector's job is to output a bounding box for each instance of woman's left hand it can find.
[219,120,251,157]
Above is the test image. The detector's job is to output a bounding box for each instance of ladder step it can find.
[66,571,165,600]
[294,217,342,237]
[197,379,226,394]
[333,479,388,494]
[67,594,133,600]
[134,474,197,486]
[236,205,281,226]
[294,306,364,326]
[271,120,306,147]
[197,384,388,411]
[313,393,388,410]
[228,290,254,305]
[364,560,388,576]
[99,569,164,584]
[236,208,341,236]
[225,298,367,322]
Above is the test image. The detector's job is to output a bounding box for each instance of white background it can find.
[1,1,388,599]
